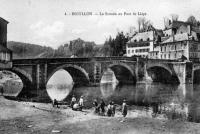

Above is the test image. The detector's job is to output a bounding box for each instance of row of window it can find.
[133,38,150,42]
[160,52,184,59]
[127,48,149,54]
[135,48,149,53]
[0,52,11,61]
[189,52,200,58]
[127,42,150,48]
[149,52,158,56]
[160,42,187,52]
[189,44,200,51]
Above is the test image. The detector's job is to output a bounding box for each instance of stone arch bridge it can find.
[6,57,197,98]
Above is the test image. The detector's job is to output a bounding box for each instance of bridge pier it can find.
[35,63,49,101]
[173,62,193,84]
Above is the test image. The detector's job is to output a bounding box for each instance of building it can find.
[148,20,200,60]
[126,27,163,58]
[0,17,12,68]
[126,30,154,58]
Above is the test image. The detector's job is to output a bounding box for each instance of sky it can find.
[0,0,200,48]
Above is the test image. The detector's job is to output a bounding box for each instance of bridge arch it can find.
[147,64,179,83]
[11,67,33,83]
[147,63,173,75]
[4,67,33,97]
[47,64,90,86]
[103,62,136,84]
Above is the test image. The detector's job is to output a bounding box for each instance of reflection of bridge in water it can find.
[5,57,200,100]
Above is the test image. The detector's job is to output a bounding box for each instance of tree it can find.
[137,18,143,32]
[137,17,152,32]
[69,38,96,57]
[104,32,128,56]
[187,15,198,26]
[171,14,179,21]
[127,26,137,37]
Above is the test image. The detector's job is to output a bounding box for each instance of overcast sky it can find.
[0,0,200,48]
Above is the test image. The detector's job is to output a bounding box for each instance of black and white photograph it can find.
[1,0,200,133]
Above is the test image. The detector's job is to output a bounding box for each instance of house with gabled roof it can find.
[0,17,12,68]
[152,20,200,60]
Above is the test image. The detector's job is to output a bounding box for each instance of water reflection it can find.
[0,71,23,96]
[100,68,118,98]
[46,69,73,101]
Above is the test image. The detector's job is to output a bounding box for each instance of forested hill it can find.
[7,40,104,59]
[7,41,54,59]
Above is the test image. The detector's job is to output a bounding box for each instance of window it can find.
[132,50,134,53]
[169,54,170,59]
[171,45,173,50]
[128,50,130,54]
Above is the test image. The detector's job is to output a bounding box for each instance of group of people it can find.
[53,95,128,118]
[93,99,106,116]
[52,95,84,110]
[70,95,84,111]
[93,99,128,118]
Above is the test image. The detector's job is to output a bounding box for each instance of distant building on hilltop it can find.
[0,17,12,68]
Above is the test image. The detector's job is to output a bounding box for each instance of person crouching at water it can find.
[79,96,84,111]
[72,103,79,111]
[70,95,76,108]
[122,99,128,118]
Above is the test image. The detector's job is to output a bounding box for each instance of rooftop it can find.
[0,17,9,24]
[161,33,188,44]
[165,21,190,30]
[130,31,154,42]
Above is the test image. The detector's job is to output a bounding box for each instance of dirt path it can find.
[1,96,200,134]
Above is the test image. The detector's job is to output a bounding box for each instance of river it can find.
[2,69,200,123]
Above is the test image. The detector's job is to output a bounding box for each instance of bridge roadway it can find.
[8,57,198,99]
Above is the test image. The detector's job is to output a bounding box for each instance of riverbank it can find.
[1,96,200,134]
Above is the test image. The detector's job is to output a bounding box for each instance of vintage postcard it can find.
[0,0,200,134]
